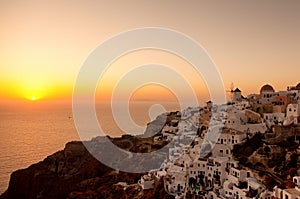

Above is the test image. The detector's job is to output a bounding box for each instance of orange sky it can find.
[0,0,299,104]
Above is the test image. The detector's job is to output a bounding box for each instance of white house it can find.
[234,100,250,111]
[138,174,155,190]
[273,176,300,199]
[165,164,187,195]
[217,129,247,148]
[281,189,300,199]
[225,107,267,134]
[222,168,264,199]
[211,143,232,158]
[285,104,300,125]
[264,112,285,127]
[188,156,232,196]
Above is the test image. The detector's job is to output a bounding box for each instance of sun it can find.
[31,96,37,101]
[24,92,43,101]
[24,94,42,102]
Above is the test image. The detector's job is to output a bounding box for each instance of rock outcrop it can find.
[0,136,173,199]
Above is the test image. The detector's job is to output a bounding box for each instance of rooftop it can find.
[234,88,241,93]
[284,188,300,196]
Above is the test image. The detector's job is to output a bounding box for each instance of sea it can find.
[0,100,181,194]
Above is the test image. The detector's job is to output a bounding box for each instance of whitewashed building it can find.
[264,112,286,127]
[285,104,300,125]
[138,174,155,190]
[221,168,264,199]
[273,176,300,199]
[217,129,247,148]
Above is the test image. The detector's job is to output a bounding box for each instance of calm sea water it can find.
[0,101,180,194]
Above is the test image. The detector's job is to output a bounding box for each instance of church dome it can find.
[260,84,275,94]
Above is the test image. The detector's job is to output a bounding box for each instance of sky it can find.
[0,0,299,105]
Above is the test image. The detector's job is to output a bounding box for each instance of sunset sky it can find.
[1,0,299,104]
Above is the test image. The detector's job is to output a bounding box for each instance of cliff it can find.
[0,112,180,199]
[0,136,173,199]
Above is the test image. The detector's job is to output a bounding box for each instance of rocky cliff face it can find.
[0,136,173,199]
[232,129,300,190]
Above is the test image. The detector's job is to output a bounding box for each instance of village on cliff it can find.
[130,83,300,199]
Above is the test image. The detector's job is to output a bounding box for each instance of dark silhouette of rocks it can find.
[0,111,183,199]
[0,137,173,199]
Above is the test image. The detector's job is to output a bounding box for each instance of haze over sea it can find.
[0,101,180,194]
